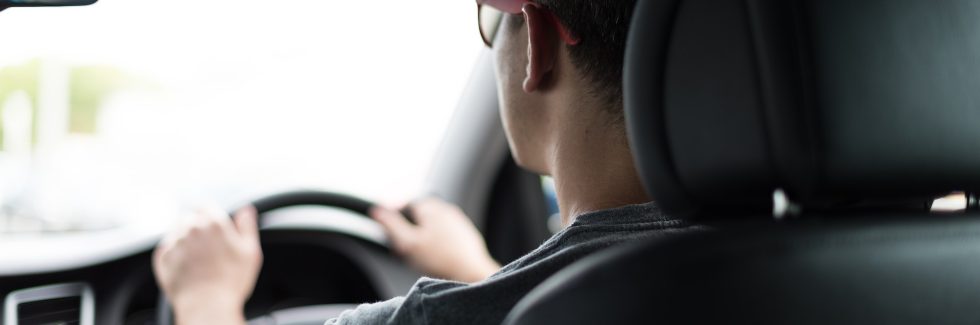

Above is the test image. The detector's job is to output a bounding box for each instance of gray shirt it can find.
[327,202,695,325]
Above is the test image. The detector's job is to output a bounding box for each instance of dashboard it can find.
[0,210,421,325]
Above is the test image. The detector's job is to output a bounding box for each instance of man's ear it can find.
[522,3,559,93]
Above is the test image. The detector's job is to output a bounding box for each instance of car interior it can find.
[0,1,554,324]
[2,0,980,324]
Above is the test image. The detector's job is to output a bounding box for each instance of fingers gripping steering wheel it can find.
[156,190,407,325]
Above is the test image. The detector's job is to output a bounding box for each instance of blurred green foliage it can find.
[0,59,41,150]
[0,59,145,150]
[69,65,135,134]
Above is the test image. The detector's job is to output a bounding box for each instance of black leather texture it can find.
[628,0,980,218]
[507,214,980,324]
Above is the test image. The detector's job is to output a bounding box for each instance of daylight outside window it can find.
[0,0,481,235]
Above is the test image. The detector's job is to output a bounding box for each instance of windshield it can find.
[0,0,481,233]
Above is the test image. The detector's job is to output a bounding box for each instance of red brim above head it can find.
[477,0,525,14]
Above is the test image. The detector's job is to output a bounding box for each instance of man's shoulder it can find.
[490,202,692,279]
[327,203,697,325]
[327,297,407,325]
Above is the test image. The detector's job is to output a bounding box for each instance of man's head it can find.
[480,0,637,175]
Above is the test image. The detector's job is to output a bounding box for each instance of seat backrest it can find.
[507,215,980,324]
[505,0,980,323]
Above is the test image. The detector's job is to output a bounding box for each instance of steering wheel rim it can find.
[249,190,375,217]
[157,190,395,325]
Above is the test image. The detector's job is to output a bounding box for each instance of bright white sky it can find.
[0,0,484,230]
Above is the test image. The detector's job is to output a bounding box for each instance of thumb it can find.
[370,206,417,253]
[233,205,260,242]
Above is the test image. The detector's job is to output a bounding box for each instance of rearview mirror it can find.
[1,0,95,10]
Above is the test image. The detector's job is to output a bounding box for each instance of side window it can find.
[483,157,553,265]
[932,192,968,212]
[541,176,561,234]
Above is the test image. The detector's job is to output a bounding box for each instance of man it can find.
[153,0,696,323]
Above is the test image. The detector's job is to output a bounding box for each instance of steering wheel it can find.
[156,190,407,325]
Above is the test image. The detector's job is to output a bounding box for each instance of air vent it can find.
[4,283,94,325]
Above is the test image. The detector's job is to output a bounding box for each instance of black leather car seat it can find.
[505,0,980,323]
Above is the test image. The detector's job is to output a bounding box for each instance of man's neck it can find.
[549,117,650,226]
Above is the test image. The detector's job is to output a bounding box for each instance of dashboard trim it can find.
[3,282,95,325]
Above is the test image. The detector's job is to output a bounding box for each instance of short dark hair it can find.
[533,0,637,119]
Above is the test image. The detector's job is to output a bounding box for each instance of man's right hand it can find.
[371,198,501,283]
[153,206,263,325]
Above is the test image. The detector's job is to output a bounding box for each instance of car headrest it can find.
[626,0,980,218]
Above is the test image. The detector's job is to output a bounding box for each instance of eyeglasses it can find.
[476,0,580,48]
